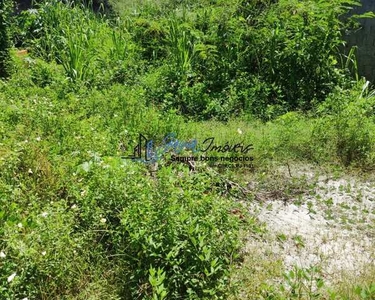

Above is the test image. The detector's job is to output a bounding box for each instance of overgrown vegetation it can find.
[0,0,13,78]
[1,0,374,298]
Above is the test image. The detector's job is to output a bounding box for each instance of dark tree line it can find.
[0,0,12,78]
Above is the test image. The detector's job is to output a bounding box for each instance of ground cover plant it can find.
[1,0,375,299]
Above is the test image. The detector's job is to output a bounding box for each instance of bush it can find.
[135,0,362,120]
[0,0,13,78]
[234,0,360,112]
[77,162,242,299]
[312,81,375,166]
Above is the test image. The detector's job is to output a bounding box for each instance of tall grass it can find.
[31,0,113,83]
[60,27,94,82]
[167,17,198,75]
[110,18,129,62]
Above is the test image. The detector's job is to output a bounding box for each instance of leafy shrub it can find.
[131,17,168,61]
[135,0,363,120]
[0,0,13,78]
[234,0,361,112]
[312,81,375,166]
[76,162,242,299]
[28,58,64,87]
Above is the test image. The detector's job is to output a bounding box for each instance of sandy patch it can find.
[247,171,375,281]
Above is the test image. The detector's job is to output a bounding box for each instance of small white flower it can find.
[237,128,243,135]
[7,272,16,283]
[41,212,48,217]
[71,204,77,209]
[0,251,6,258]
[28,168,33,175]
[36,136,41,142]
[100,218,107,224]
[21,297,29,300]
[41,251,47,256]
[80,190,86,197]
[17,223,23,228]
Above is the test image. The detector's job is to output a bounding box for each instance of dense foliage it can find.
[12,0,361,119]
[0,74,249,298]
[1,0,374,299]
[0,0,13,78]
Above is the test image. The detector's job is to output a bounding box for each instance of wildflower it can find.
[36,136,41,142]
[41,212,48,218]
[17,223,23,228]
[71,204,77,209]
[237,128,243,135]
[28,168,33,175]
[0,251,6,258]
[7,272,16,283]
[100,218,107,224]
[41,251,47,256]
